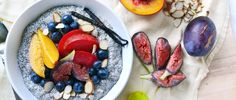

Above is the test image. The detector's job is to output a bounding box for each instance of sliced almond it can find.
[78,93,88,99]
[53,12,61,23]
[101,59,108,68]
[56,23,65,29]
[77,19,91,26]
[170,7,177,13]
[175,1,184,10]
[70,91,76,97]
[63,93,71,100]
[81,24,95,32]
[85,80,94,94]
[88,95,94,100]
[163,11,170,16]
[54,92,63,100]
[64,85,72,94]
[173,19,182,28]
[91,44,97,55]
[44,81,54,92]
[171,10,185,18]
[43,28,49,36]
[99,40,108,50]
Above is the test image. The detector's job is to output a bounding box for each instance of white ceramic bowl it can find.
[5,0,133,100]
[230,0,236,38]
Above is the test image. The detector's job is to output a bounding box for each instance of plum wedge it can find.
[132,32,153,73]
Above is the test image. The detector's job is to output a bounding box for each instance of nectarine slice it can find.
[120,0,164,15]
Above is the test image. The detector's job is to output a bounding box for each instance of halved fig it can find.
[155,37,171,70]
[52,62,74,82]
[152,70,186,88]
[73,51,97,69]
[132,32,153,73]
[160,44,183,80]
[73,64,89,81]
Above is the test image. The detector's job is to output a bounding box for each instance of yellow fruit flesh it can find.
[120,0,164,15]
[29,34,45,78]
[37,29,59,69]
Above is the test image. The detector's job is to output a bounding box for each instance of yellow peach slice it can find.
[120,0,164,15]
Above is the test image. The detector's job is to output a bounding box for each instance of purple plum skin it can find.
[184,16,216,57]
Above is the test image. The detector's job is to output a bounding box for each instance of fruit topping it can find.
[62,15,74,25]
[120,0,164,15]
[97,68,109,79]
[152,70,186,88]
[47,22,57,32]
[55,81,66,92]
[101,59,108,68]
[43,28,49,36]
[63,92,71,99]
[49,31,63,43]
[77,19,91,26]
[43,81,54,92]
[60,50,75,62]
[64,85,72,94]
[184,16,216,56]
[65,80,74,86]
[132,31,153,73]
[52,62,73,82]
[88,67,96,76]
[93,60,102,70]
[62,24,72,33]
[53,12,62,23]
[96,49,108,60]
[70,21,79,30]
[56,23,65,29]
[73,51,97,68]
[72,62,89,81]
[73,81,84,93]
[29,34,45,78]
[155,37,171,69]
[99,40,108,50]
[91,75,100,85]
[84,79,94,94]
[54,92,63,100]
[37,29,59,69]
[81,24,95,32]
[40,79,47,87]
[58,29,99,57]
[30,72,42,84]
[160,44,183,80]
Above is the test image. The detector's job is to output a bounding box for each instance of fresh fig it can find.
[72,63,89,81]
[155,37,171,70]
[52,62,74,82]
[184,16,216,56]
[152,70,186,88]
[132,32,153,73]
[160,44,183,80]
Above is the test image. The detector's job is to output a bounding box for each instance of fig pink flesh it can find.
[155,37,171,69]
[166,44,183,74]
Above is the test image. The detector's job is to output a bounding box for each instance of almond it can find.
[99,40,108,50]
[63,93,71,100]
[85,79,94,94]
[53,12,61,23]
[91,44,97,55]
[43,28,49,36]
[54,92,63,100]
[77,19,91,26]
[56,23,65,29]
[81,24,95,32]
[101,59,108,68]
[64,85,72,94]
[43,81,54,92]
[78,93,88,99]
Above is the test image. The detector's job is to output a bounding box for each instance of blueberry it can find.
[88,68,96,76]
[44,68,51,79]
[55,81,66,92]
[47,22,57,32]
[66,80,74,86]
[30,72,42,84]
[39,79,47,87]
[50,32,63,43]
[93,61,102,70]
[0,21,8,43]
[70,21,79,30]
[62,25,72,33]
[62,15,74,25]
[91,75,100,85]
[97,49,108,60]
[73,82,83,93]
[97,68,109,79]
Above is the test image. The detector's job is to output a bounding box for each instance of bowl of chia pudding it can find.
[5,0,133,100]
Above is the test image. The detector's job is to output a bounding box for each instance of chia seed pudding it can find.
[17,5,123,100]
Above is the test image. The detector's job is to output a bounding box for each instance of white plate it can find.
[4,0,133,100]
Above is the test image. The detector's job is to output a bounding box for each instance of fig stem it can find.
[0,17,13,24]
[160,70,171,80]
[155,86,160,94]
[140,74,152,80]
[141,63,154,74]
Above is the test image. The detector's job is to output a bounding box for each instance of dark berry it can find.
[39,79,47,87]
[70,21,79,30]
[88,68,96,76]
[44,68,51,79]
[55,81,66,92]
[30,72,42,84]
[97,49,108,60]
[66,80,74,86]
[93,61,102,70]
[62,15,73,25]
[97,68,109,79]
[47,22,57,32]
[62,25,72,33]
[91,75,100,85]
[50,31,63,43]
[73,82,83,93]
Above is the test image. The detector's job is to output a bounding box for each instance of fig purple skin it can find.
[132,32,152,65]
[155,37,171,70]
[184,16,216,56]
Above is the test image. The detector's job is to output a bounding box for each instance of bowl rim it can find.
[4,0,133,99]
